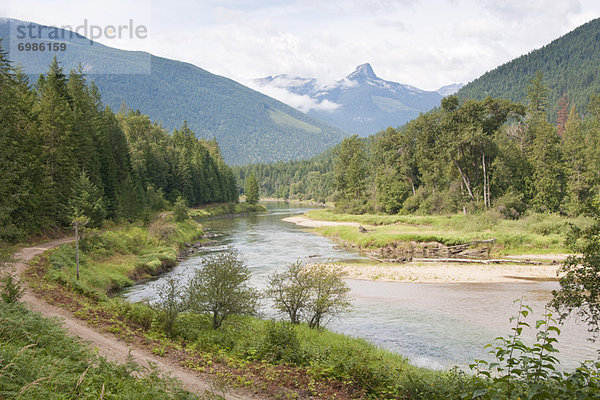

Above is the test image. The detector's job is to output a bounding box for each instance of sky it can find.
[4,0,600,93]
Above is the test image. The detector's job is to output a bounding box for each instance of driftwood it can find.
[368,238,498,262]
[412,258,545,265]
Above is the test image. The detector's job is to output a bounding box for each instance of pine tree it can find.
[530,119,564,212]
[69,170,106,228]
[34,57,77,225]
[556,92,569,138]
[563,107,586,214]
[334,135,368,207]
[245,172,259,205]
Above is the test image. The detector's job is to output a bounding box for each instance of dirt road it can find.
[12,238,255,400]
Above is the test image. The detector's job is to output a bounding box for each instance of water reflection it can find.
[122,202,598,370]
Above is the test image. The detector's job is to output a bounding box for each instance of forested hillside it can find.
[458,18,600,122]
[240,74,600,218]
[0,19,348,165]
[0,43,237,242]
[233,146,338,203]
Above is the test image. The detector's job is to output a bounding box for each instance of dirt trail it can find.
[12,238,256,400]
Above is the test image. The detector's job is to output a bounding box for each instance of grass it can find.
[188,202,267,219]
[43,216,203,299]
[307,210,591,255]
[0,302,196,400]
[22,213,474,399]
[20,210,600,399]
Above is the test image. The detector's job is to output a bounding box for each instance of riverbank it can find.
[189,202,267,219]
[283,215,369,228]
[284,210,582,283]
[261,197,334,208]
[336,260,561,283]
[16,214,447,399]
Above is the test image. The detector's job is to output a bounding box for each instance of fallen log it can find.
[411,257,545,265]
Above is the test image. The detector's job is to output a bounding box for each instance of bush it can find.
[468,301,600,399]
[267,262,352,329]
[187,248,260,329]
[494,191,526,219]
[256,321,304,364]
[173,196,189,222]
[0,273,25,303]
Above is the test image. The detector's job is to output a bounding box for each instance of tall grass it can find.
[308,210,591,255]
[188,203,266,219]
[45,217,203,298]
[0,302,195,399]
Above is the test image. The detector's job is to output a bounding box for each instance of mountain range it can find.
[254,63,463,136]
[0,18,347,165]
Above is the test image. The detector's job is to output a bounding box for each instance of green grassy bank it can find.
[306,210,591,256]
[189,203,267,219]
[14,211,600,399]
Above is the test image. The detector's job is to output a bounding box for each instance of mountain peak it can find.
[347,63,377,80]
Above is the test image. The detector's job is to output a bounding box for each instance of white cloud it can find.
[248,79,341,113]
[4,0,600,91]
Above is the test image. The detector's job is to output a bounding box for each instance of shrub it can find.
[495,191,526,219]
[0,273,25,303]
[256,321,304,364]
[468,301,600,399]
[267,262,352,329]
[187,248,260,329]
[173,196,189,222]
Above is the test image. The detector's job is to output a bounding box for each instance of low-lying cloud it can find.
[248,79,341,113]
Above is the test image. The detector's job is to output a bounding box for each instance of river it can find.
[123,202,598,370]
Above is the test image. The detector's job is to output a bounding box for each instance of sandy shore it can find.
[286,213,565,283]
[283,215,368,228]
[338,262,561,283]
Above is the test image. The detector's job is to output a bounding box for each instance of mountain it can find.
[254,63,458,136]
[0,18,348,165]
[436,83,464,97]
[457,18,600,119]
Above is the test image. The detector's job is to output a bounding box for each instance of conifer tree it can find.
[245,172,259,205]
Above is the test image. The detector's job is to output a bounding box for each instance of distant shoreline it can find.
[282,215,365,227]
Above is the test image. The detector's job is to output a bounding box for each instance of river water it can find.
[123,202,598,370]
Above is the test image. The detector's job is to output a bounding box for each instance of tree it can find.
[268,262,352,329]
[245,172,259,204]
[334,135,369,211]
[267,260,313,324]
[69,170,106,228]
[155,275,187,338]
[172,196,189,222]
[529,119,564,212]
[527,71,549,117]
[187,248,260,329]
[552,208,600,338]
[563,106,587,214]
[304,264,352,329]
[69,170,105,280]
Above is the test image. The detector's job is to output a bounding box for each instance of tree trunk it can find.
[482,152,487,208]
[75,224,79,280]
[453,159,474,200]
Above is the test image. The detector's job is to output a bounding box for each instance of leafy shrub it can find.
[0,273,25,303]
[173,196,189,222]
[256,321,304,364]
[467,301,600,399]
[495,191,526,219]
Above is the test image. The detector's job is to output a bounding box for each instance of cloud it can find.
[248,79,341,113]
[6,0,600,92]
